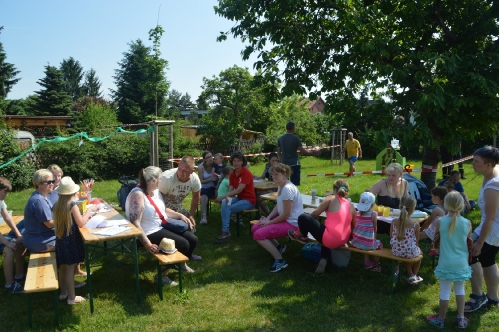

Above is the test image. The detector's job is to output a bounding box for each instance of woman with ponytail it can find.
[289,179,356,274]
[427,191,472,328]
[390,195,422,285]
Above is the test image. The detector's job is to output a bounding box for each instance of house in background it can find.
[306,97,325,114]
[298,97,325,115]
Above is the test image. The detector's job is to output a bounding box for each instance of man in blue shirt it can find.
[438,170,475,211]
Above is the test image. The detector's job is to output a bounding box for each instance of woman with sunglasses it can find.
[23,169,58,253]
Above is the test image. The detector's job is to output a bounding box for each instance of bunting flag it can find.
[0,126,154,170]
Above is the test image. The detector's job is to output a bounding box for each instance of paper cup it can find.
[227,197,232,206]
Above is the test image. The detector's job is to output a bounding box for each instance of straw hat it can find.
[56,176,80,196]
[159,238,177,254]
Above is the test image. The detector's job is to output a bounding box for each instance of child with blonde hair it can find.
[53,177,96,305]
[390,195,422,285]
[350,192,382,271]
[427,192,472,329]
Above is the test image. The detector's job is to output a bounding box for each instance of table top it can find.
[0,215,23,234]
[253,180,279,191]
[260,192,321,208]
[79,202,142,243]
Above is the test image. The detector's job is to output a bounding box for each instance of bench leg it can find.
[157,262,163,300]
[132,238,141,304]
[27,293,33,328]
[178,264,183,293]
[389,260,396,295]
[54,290,60,327]
[236,212,240,237]
[84,243,95,314]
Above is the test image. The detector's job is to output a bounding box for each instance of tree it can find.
[264,95,321,152]
[146,25,170,118]
[0,26,21,100]
[81,68,102,98]
[165,89,196,118]
[60,57,84,101]
[215,0,499,189]
[197,65,270,152]
[33,65,73,116]
[112,35,169,124]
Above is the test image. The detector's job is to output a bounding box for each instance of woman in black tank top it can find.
[369,163,408,234]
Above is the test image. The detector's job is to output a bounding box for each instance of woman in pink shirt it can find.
[289,179,356,274]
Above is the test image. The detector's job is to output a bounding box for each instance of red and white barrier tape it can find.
[305,154,473,177]
[166,145,340,162]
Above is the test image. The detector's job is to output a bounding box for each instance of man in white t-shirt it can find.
[158,156,201,229]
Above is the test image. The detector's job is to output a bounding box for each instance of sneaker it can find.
[269,259,288,273]
[277,244,287,255]
[315,258,327,274]
[427,314,445,328]
[200,216,207,225]
[182,264,195,273]
[5,282,24,294]
[154,274,179,287]
[288,229,310,244]
[216,230,231,242]
[453,317,469,329]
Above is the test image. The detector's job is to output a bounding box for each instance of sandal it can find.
[407,275,418,285]
[486,295,499,308]
[190,255,202,261]
[464,293,488,312]
[371,265,382,272]
[67,296,86,305]
[453,317,469,329]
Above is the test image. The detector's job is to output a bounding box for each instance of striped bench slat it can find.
[25,252,59,293]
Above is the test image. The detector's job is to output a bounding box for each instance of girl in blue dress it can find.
[427,191,472,329]
[53,177,96,305]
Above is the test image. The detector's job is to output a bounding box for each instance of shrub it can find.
[0,128,36,191]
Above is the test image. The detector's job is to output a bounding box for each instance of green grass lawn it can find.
[1,157,497,331]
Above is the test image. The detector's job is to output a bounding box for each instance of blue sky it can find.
[0,0,258,102]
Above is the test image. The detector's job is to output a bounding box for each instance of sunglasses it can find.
[43,180,56,185]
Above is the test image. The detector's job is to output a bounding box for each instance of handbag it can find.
[145,193,189,234]
[429,231,440,256]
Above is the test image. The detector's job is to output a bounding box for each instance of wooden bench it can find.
[152,251,189,300]
[339,245,423,294]
[25,251,59,328]
[262,221,424,295]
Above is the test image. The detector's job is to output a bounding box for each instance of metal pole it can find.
[169,123,174,169]
[154,123,159,167]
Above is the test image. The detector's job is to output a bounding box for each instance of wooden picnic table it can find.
[260,192,322,208]
[0,215,23,234]
[79,200,143,313]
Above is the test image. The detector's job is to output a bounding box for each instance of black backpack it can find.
[117,176,138,212]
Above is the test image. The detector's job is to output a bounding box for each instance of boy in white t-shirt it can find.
[0,177,26,293]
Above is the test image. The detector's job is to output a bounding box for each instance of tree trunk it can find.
[420,145,440,190]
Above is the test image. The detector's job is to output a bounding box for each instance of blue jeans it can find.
[221,197,254,231]
[290,165,301,186]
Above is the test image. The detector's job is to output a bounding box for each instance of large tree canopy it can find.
[215,0,499,188]
[197,65,270,152]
